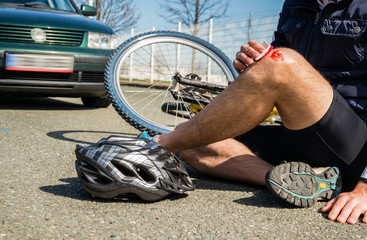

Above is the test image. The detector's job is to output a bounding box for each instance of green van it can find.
[0,0,117,107]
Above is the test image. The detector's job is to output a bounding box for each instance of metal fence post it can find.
[248,12,253,41]
[129,28,134,82]
[207,18,213,81]
[150,26,155,83]
[176,21,181,71]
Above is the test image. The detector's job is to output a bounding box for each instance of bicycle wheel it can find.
[105,31,237,135]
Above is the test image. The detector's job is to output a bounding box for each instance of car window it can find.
[0,0,77,12]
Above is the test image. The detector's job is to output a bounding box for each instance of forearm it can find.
[355,165,367,193]
[353,180,367,194]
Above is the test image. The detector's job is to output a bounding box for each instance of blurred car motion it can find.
[0,0,118,107]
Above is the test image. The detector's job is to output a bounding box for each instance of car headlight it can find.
[88,32,118,49]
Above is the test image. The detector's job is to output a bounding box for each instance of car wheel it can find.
[81,97,111,108]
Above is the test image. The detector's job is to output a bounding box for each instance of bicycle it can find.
[104,31,280,136]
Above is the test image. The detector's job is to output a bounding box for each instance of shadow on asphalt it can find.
[184,165,291,209]
[233,192,292,209]
[47,130,136,145]
[39,177,191,203]
[39,176,290,208]
[0,95,88,110]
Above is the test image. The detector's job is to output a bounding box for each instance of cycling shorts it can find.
[235,88,367,190]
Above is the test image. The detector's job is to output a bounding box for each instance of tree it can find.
[159,0,229,36]
[75,0,140,33]
[159,0,228,73]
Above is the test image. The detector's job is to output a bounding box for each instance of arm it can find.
[321,168,367,224]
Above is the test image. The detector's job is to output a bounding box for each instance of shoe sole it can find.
[265,162,342,208]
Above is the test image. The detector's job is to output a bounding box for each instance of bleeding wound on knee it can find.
[255,41,284,62]
[270,50,284,61]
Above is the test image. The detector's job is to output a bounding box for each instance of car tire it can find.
[81,97,111,108]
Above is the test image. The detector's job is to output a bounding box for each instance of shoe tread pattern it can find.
[266,162,340,207]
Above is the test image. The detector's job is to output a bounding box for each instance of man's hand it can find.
[233,40,266,74]
[321,180,367,224]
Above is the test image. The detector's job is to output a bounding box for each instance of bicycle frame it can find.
[165,73,281,124]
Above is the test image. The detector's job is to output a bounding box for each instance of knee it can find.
[267,47,307,69]
[236,47,305,87]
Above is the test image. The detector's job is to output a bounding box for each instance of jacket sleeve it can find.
[271,0,291,48]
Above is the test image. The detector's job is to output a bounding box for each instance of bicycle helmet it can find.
[75,135,195,201]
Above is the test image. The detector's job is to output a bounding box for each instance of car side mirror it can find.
[80,5,97,17]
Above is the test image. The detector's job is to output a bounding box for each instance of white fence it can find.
[117,13,279,63]
[115,13,279,84]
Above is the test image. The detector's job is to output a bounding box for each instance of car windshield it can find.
[0,0,77,12]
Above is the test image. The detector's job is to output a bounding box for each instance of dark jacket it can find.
[272,0,367,121]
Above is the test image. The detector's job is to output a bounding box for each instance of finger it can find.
[240,44,261,60]
[248,40,266,53]
[321,198,337,212]
[233,59,246,74]
[363,211,367,223]
[347,206,363,224]
[236,51,255,67]
[328,196,347,221]
[336,201,354,223]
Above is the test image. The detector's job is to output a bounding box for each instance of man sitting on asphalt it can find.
[139,0,367,224]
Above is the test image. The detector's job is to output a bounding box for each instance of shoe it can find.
[265,162,342,208]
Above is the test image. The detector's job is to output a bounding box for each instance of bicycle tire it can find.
[105,31,237,135]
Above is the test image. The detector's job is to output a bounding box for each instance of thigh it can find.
[285,89,367,189]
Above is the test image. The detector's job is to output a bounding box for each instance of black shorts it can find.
[235,89,367,190]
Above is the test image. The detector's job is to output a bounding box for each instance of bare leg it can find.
[156,48,333,154]
[180,138,273,186]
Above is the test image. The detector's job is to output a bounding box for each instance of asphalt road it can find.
[0,95,366,239]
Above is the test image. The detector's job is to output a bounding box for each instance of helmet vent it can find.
[111,160,135,177]
[136,167,155,183]
[79,162,114,185]
[89,174,114,184]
